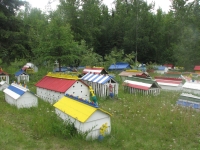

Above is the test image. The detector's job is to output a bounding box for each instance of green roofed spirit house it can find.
[123,76,161,96]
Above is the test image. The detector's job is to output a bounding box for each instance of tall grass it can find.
[1,63,200,149]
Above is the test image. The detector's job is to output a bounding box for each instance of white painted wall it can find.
[55,108,111,140]
[16,92,38,108]
[36,87,64,104]
[5,94,16,106]
[66,81,90,100]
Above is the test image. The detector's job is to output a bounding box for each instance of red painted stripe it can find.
[154,76,182,81]
[155,79,182,84]
[124,83,149,90]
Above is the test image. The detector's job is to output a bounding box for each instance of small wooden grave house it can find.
[3,83,38,109]
[119,70,150,82]
[22,62,38,74]
[53,94,111,140]
[82,67,108,75]
[182,82,200,95]
[35,72,90,104]
[154,66,168,74]
[0,68,9,84]
[164,64,174,70]
[108,62,132,72]
[177,93,200,109]
[15,69,29,83]
[0,80,9,91]
[154,77,183,91]
[194,66,200,74]
[123,76,161,95]
[81,73,118,98]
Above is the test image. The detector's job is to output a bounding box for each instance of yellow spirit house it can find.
[53,94,111,140]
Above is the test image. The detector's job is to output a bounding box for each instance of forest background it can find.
[1,0,200,71]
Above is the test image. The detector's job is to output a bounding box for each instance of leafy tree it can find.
[42,11,84,71]
[0,0,27,64]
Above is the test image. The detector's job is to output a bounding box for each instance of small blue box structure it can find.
[177,93,200,109]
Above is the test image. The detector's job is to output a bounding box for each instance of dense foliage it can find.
[1,0,200,70]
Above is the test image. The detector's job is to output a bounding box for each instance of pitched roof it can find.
[82,67,108,74]
[108,62,132,70]
[182,82,200,90]
[123,76,160,90]
[194,66,200,71]
[0,68,9,75]
[157,66,167,71]
[81,73,117,84]
[179,93,200,103]
[53,96,111,123]
[15,70,28,76]
[154,77,182,87]
[3,83,28,99]
[119,70,143,77]
[35,76,79,92]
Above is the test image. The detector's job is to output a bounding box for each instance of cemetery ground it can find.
[1,66,200,150]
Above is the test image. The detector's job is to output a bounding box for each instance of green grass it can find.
[1,65,200,149]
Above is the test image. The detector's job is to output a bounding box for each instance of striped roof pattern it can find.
[179,93,200,103]
[123,76,160,90]
[155,77,182,87]
[81,73,116,84]
[3,83,28,100]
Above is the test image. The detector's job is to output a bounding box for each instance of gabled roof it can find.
[194,66,200,71]
[0,68,9,75]
[81,73,117,84]
[154,77,183,87]
[108,62,132,70]
[123,76,160,90]
[82,67,108,74]
[182,82,200,90]
[3,83,29,100]
[35,76,79,93]
[164,64,174,67]
[157,66,167,71]
[53,96,111,123]
[119,70,143,77]
[179,93,200,103]
[15,70,28,76]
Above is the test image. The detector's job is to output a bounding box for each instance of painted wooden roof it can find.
[35,76,78,93]
[119,70,143,77]
[123,77,160,90]
[0,68,9,75]
[194,66,200,71]
[154,77,182,87]
[15,69,28,76]
[82,67,108,74]
[53,96,111,123]
[81,73,117,84]
[164,64,174,68]
[164,72,182,78]
[108,62,132,70]
[179,93,200,103]
[157,66,167,71]
[182,82,200,90]
[3,83,29,100]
